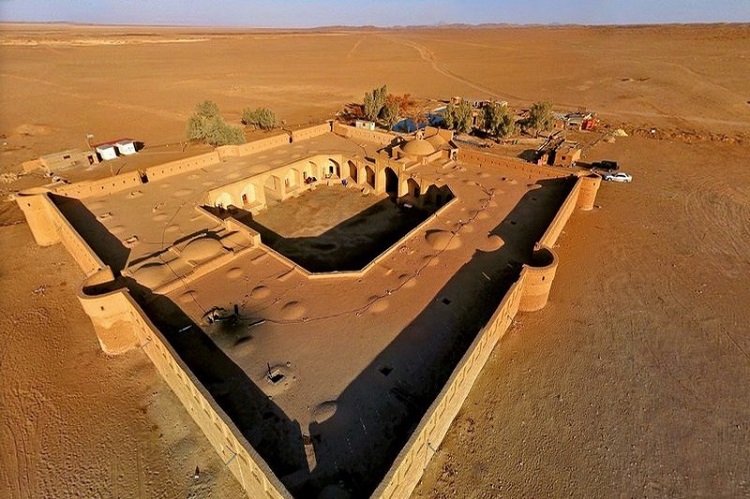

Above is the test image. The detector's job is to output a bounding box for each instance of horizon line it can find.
[2,20,749,30]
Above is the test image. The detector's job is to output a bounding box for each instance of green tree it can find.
[373,85,387,112]
[363,91,378,121]
[363,84,389,122]
[381,97,400,129]
[527,101,554,136]
[483,102,517,139]
[242,107,277,130]
[186,101,245,146]
[444,99,473,134]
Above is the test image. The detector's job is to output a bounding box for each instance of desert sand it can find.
[1,23,749,498]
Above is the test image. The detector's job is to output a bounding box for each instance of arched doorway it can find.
[384,167,398,197]
[240,184,257,206]
[407,178,420,198]
[285,168,300,191]
[307,161,318,179]
[327,158,340,178]
[264,175,282,202]
[347,160,358,183]
[365,165,376,189]
[215,192,233,209]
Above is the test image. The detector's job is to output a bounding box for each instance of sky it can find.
[1,0,749,28]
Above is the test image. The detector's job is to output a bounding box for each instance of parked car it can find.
[603,172,633,183]
[599,160,619,171]
[591,160,619,171]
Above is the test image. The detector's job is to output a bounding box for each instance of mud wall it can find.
[373,176,590,498]
[145,152,221,182]
[18,190,289,497]
[290,123,332,142]
[54,171,144,199]
[237,134,293,156]
[458,148,573,180]
[85,290,292,499]
[332,122,395,146]
[373,272,527,499]
[17,192,105,276]
[537,178,581,249]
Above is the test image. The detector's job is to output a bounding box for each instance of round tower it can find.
[577,173,602,211]
[519,246,559,312]
[77,268,140,355]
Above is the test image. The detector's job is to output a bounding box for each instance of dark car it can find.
[598,160,619,171]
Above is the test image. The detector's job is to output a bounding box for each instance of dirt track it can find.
[1,23,749,498]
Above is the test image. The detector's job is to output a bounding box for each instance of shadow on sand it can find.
[289,176,576,497]
[125,278,310,479]
[53,175,575,497]
[51,194,131,273]
[205,194,449,273]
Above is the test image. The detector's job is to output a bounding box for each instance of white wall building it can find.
[115,140,137,156]
[95,144,118,161]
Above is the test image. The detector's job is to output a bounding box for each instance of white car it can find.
[603,172,633,183]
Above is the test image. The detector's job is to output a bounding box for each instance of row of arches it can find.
[211,155,444,211]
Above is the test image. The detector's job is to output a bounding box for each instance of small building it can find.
[34,149,98,173]
[566,112,596,131]
[95,144,118,161]
[115,139,137,156]
[354,120,376,131]
[580,116,598,131]
[553,143,582,167]
[552,112,568,131]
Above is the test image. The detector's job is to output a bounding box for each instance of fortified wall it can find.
[16,126,601,499]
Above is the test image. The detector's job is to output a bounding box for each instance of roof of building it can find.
[401,138,437,157]
[425,132,447,149]
[40,149,88,160]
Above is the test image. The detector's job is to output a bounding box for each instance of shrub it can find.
[363,84,388,121]
[483,102,517,138]
[381,97,400,128]
[242,107,277,130]
[186,101,246,146]
[444,99,473,134]
[527,101,554,135]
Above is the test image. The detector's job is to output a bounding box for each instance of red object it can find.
[581,119,597,131]
[91,138,134,148]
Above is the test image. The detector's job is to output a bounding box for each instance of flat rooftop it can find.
[53,132,380,271]
[52,131,575,496]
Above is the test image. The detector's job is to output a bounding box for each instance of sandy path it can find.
[386,33,750,130]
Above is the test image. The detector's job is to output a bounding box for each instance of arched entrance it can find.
[347,160,358,183]
[384,167,398,197]
[307,161,318,179]
[264,175,282,202]
[327,158,340,178]
[285,168,300,191]
[215,192,233,209]
[240,184,257,206]
[365,165,376,189]
[407,178,420,198]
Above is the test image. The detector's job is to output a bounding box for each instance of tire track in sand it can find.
[347,36,365,59]
[382,34,527,102]
[381,36,750,131]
